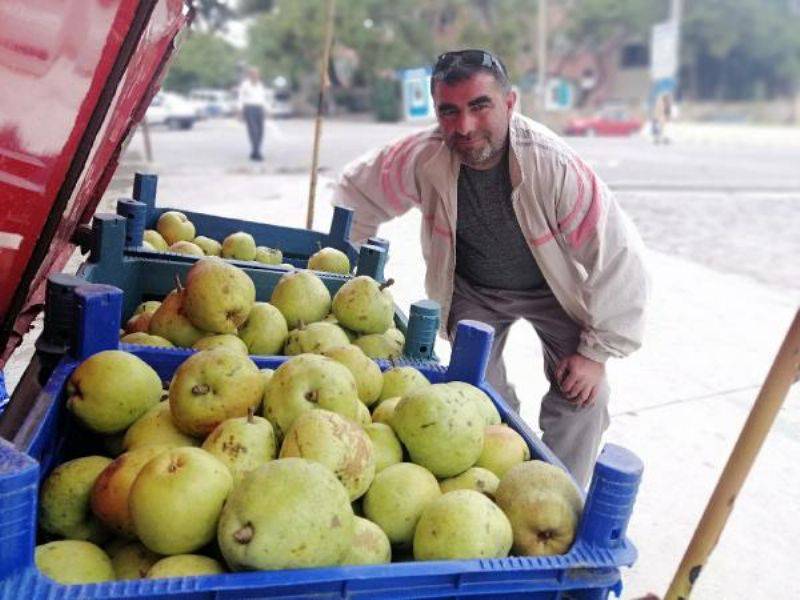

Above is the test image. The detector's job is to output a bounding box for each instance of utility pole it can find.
[671,0,683,88]
[537,0,548,110]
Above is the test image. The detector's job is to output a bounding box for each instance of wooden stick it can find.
[306,0,336,231]
[664,308,800,599]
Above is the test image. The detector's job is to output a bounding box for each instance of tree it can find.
[163,32,241,93]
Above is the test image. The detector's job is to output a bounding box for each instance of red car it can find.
[564,107,643,137]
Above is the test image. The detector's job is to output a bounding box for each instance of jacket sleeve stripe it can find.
[565,159,603,249]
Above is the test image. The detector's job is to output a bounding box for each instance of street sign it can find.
[400,67,434,121]
[651,20,678,81]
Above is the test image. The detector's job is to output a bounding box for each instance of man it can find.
[332,49,648,486]
[238,67,268,161]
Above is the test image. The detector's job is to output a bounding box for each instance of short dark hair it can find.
[430,49,511,95]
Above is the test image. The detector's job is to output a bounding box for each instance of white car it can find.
[189,88,237,118]
[146,92,198,130]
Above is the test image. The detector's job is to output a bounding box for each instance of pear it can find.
[270,270,331,329]
[322,313,358,341]
[111,542,162,579]
[143,230,169,251]
[445,382,501,426]
[332,276,394,334]
[392,383,484,478]
[476,424,531,478]
[371,397,401,426]
[238,302,289,355]
[134,300,161,315]
[440,467,500,499]
[221,231,257,261]
[218,458,354,570]
[494,460,583,556]
[193,334,249,355]
[169,240,205,256]
[149,289,206,348]
[147,554,225,578]
[193,235,222,256]
[341,516,391,565]
[262,353,361,439]
[363,422,403,473]
[254,246,282,265]
[322,345,383,406]
[183,257,256,334]
[284,321,350,355]
[354,398,372,426]
[353,331,403,359]
[124,311,152,334]
[169,349,263,437]
[279,409,375,501]
[120,332,174,348]
[67,350,162,434]
[39,456,112,541]
[202,410,277,483]
[413,490,512,560]
[380,366,430,401]
[129,447,233,555]
[363,462,440,547]
[308,247,351,274]
[123,401,199,451]
[90,445,171,538]
[35,541,114,584]
[157,211,195,245]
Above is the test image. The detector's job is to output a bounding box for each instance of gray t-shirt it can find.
[455,149,547,290]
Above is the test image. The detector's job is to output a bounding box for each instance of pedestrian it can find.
[332,49,649,487]
[238,67,267,161]
[651,92,673,145]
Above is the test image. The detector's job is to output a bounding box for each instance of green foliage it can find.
[163,32,241,94]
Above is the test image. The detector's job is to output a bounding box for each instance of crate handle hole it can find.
[610,527,621,540]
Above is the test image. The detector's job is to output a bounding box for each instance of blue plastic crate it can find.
[119,172,387,274]
[0,284,642,599]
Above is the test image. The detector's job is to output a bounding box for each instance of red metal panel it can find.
[0,0,187,364]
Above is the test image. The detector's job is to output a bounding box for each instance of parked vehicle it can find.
[189,88,237,118]
[564,105,643,137]
[145,91,198,129]
[265,86,293,118]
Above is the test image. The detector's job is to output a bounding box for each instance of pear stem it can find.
[379,278,395,292]
[174,273,184,293]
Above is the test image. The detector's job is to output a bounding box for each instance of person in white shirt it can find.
[238,67,268,161]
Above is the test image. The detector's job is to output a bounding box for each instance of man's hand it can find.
[554,354,605,408]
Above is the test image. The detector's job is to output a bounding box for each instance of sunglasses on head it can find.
[433,49,507,77]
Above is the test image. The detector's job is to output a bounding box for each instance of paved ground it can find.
[9,116,800,598]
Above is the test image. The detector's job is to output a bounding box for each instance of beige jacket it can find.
[332,113,649,363]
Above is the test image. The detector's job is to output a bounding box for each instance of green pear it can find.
[218,458,354,570]
[90,445,170,538]
[445,382,501,426]
[322,313,358,341]
[392,383,484,478]
[193,235,222,256]
[254,246,282,264]
[124,311,152,334]
[355,398,372,426]
[120,332,174,348]
[149,289,206,348]
[67,350,162,434]
[371,397,401,426]
[183,257,256,334]
[332,276,394,334]
[169,240,205,256]
[111,542,162,580]
[129,447,233,555]
[284,321,350,355]
[380,366,430,401]
[238,302,289,355]
[134,300,161,315]
[202,410,277,483]
[147,554,225,578]
[270,270,331,329]
[494,460,583,556]
[440,467,500,498]
[123,401,200,451]
[363,422,403,473]
[39,455,112,541]
[143,230,169,251]
[353,331,403,359]
[35,541,114,584]
[363,462,440,547]
[413,490,512,560]
[169,349,263,437]
[322,345,383,406]
[157,211,195,245]
[142,240,156,250]
[308,247,350,274]
[262,353,361,439]
[341,516,391,565]
[221,231,257,261]
[279,409,375,501]
[476,424,531,478]
[193,334,249,355]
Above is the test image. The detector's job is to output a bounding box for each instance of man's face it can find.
[433,72,516,169]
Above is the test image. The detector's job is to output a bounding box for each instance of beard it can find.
[446,132,504,168]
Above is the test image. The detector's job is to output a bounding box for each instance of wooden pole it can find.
[664,308,800,599]
[306,0,336,231]
[141,118,153,163]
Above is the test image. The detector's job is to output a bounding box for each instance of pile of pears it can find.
[37,311,584,585]
[121,256,405,360]
[143,210,352,275]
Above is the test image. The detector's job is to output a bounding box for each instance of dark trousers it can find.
[243,105,264,158]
